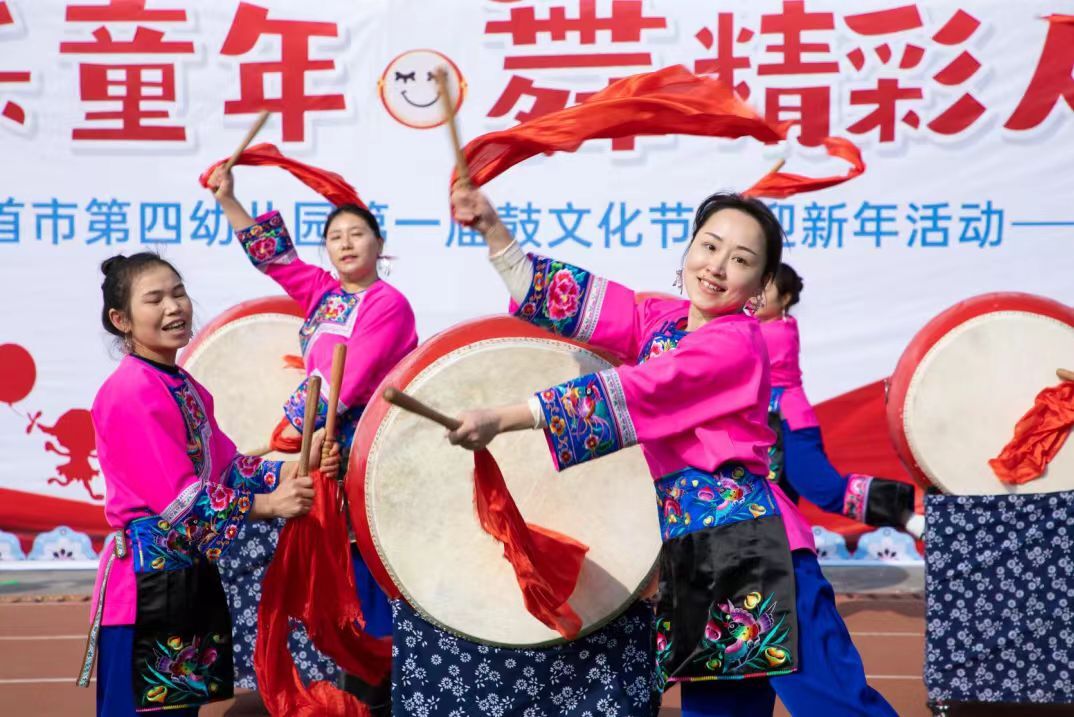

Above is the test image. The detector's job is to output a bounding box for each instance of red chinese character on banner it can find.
[220,2,345,143]
[484,0,667,151]
[59,0,193,141]
[0,1,32,127]
[844,6,987,142]
[692,2,838,147]
[1005,15,1074,131]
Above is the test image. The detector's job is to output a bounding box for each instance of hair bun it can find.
[100,255,128,277]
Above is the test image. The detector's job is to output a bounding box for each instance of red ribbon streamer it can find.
[989,381,1074,485]
[268,417,302,454]
[743,136,866,199]
[199,143,366,209]
[454,65,864,201]
[472,449,589,639]
[255,469,391,716]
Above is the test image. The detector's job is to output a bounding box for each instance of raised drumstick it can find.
[323,344,347,511]
[383,386,462,431]
[434,67,470,188]
[221,109,270,175]
[1058,369,1074,382]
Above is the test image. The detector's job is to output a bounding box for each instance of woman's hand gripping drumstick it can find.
[382,387,542,453]
[252,376,322,520]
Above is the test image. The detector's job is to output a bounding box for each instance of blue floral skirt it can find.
[391,599,659,716]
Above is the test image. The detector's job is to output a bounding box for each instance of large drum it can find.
[179,296,305,458]
[349,316,662,648]
[887,293,1074,495]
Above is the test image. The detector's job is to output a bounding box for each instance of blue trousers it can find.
[680,551,896,717]
[782,424,848,514]
[97,626,199,717]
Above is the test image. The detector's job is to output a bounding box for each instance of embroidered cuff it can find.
[283,376,330,433]
[513,255,607,343]
[226,455,283,493]
[155,483,252,565]
[536,369,637,471]
[237,210,297,271]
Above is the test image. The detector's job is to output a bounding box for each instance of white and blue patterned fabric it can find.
[925,491,1074,705]
[391,599,659,716]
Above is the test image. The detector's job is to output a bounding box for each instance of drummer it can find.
[208,167,417,713]
[755,263,923,537]
[448,184,896,717]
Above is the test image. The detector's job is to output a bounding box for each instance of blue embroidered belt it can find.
[654,465,781,542]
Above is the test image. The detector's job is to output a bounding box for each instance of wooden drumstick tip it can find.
[221,109,271,174]
[767,158,786,175]
[1058,368,1074,382]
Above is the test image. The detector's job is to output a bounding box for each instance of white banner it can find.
[1,0,1072,541]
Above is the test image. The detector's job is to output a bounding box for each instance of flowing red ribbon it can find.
[268,417,302,454]
[254,469,391,717]
[742,136,865,199]
[472,449,589,639]
[454,65,864,200]
[199,143,366,208]
[989,381,1074,485]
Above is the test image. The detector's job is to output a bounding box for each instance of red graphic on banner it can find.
[484,1,667,151]
[26,409,101,501]
[220,2,346,143]
[378,49,465,130]
[59,0,194,141]
[0,1,31,127]
[1005,14,1074,131]
[0,343,35,405]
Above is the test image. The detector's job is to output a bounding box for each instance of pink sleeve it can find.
[534,325,762,470]
[235,210,337,315]
[512,254,644,363]
[93,382,252,560]
[336,290,416,412]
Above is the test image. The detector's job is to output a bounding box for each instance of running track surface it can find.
[0,594,932,716]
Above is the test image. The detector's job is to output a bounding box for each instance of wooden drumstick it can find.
[298,375,322,477]
[1059,368,1074,382]
[221,109,270,175]
[383,386,462,431]
[435,67,470,187]
[324,345,347,512]
[766,158,786,175]
[324,344,347,442]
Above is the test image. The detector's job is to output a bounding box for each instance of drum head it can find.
[179,296,305,459]
[887,293,1074,495]
[350,316,661,647]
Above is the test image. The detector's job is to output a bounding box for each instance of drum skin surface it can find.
[349,315,662,647]
[179,296,305,459]
[887,293,1074,495]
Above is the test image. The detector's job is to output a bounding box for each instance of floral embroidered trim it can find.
[843,474,873,523]
[768,386,785,415]
[137,631,230,710]
[657,591,795,684]
[169,380,213,483]
[299,292,362,356]
[654,466,781,542]
[237,210,297,271]
[536,371,636,471]
[225,455,282,494]
[515,255,601,339]
[283,375,331,433]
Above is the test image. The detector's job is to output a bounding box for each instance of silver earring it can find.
[377,255,392,278]
[672,269,683,292]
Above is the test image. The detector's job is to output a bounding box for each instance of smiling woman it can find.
[440,184,900,717]
[85,252,333,716]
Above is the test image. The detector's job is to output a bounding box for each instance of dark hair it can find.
[773,263,804,310]
[689,192,784,286]
[100,253,182,338]
[322,203,383,241]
